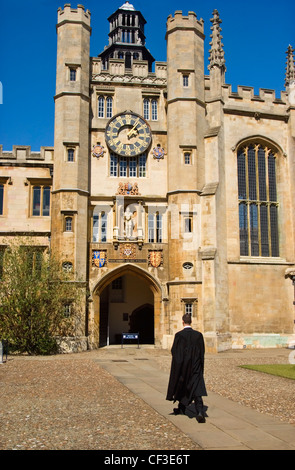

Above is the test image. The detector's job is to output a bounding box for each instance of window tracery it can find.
[237,142,279,257]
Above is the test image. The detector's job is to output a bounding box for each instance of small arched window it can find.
[143,98,158,121]
[98,96,113,118]
[67,148,74,162]
[143,99,149,120]
[65,217,73,232]
[237,142,279,257]
[98,96,104,118]
[151,100,158,121]
[106,97,113,118]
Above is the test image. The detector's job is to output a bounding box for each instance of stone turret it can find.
[165,11,206,335]
[166,10,205,192]
[51,3,92,336]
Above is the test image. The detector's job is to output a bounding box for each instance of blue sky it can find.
[0,0,294,151]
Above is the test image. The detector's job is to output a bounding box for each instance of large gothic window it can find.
[237,143,279,257]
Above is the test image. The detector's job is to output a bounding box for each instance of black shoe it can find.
[196,412,206,423]
[173,405,185,415]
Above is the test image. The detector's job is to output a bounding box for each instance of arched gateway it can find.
[90,264,163,347]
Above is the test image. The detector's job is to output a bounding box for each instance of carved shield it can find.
[149,251,162,268]
[93,250,106,267]
[120,243,136,259]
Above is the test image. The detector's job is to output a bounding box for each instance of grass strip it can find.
[239,364,295,380]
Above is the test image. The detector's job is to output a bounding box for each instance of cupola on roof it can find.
[99,2,154,72]
[120,1,135,10]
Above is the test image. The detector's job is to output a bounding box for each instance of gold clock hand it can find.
[127,128,138,139]
[127,119,140,138]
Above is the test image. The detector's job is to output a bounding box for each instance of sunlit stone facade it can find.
[1,3,295,352]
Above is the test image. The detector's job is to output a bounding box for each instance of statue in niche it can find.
[124,207,134,239]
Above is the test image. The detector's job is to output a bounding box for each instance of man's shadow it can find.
[169,404,209,419]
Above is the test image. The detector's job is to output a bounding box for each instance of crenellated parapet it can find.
[166,10,204,39]
[57,3,91,29]
[222,84,287,103]
[0,145,54,162]
[219,84,289,120]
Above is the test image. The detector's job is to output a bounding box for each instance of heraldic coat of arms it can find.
[149,250,162,268]
[93,250,106,267]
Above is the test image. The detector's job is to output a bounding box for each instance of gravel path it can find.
[0,347,294,450]
[0,354,200,451]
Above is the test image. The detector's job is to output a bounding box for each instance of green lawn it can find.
[239,364,295,380]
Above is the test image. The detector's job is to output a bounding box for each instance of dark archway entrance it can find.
[92,264,162,348]
[129,303,154,344]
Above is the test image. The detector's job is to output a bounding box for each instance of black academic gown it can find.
[166,327,207,406]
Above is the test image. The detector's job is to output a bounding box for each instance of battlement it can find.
[222,84,288,105]
[166,10,204,37]
[57,3,91,28]
[0,145,54,163]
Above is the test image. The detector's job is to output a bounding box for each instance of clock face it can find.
[105,112,152,157]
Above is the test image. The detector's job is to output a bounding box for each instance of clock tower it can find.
[88,2,167,348]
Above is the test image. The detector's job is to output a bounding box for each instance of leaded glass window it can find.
[42,187,51,216]
[139,154,146,177]
[119,157,127,177]
[143,98,158,121]
[98,96,113,118]
[185,303,193,316]
[67,148,74,162]
[110,154,118,176]
[98,96,104,118]
[129,157,137,177]
[69,68,76,81]
[237,143,279,257]
[106,97,113,118]
[110,154,146,177]
[143,99,150,120]
[32,186,41,216]
[183,75,189,87]
[65,217,72,232]
[32,185,51,217]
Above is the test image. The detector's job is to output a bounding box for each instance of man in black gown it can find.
[166,314,207,423]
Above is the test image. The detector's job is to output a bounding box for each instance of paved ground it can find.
[96,346,295,451]
[0,346,294,451]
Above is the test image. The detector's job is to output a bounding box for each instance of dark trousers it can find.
[194,396,204,414]
[178,396,204,414]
